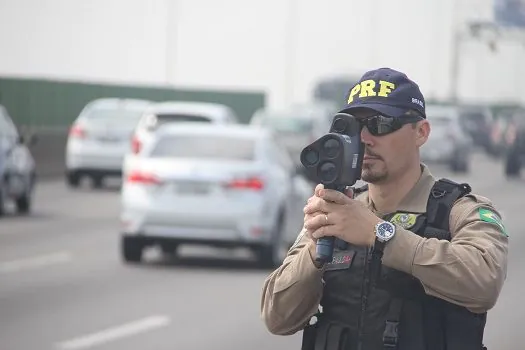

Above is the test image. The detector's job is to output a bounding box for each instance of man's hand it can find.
[303,184,381,247]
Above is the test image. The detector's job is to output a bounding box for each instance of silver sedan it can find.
[119,123,310,267]
[65,98,152,188]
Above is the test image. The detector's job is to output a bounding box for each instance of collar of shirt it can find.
[356,164,436,216]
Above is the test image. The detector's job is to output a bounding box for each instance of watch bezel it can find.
[375,221,396,243]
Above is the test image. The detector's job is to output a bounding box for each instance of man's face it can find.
[352,108,429,184]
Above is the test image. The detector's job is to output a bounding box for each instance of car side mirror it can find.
[18,132,38,146]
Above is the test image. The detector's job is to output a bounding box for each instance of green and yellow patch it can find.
[479,208,508,237]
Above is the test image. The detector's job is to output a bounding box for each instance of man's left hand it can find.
[303,185,381,247]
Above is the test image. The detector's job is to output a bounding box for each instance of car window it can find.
[429,116,453,126]
[83,108,145,127]
[0,108,18,139]
[156,114,213,123]
[267,138,293,171]
[149,135,256,160]
[254,114,313,134]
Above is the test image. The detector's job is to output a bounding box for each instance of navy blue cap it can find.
[340,67,426,118]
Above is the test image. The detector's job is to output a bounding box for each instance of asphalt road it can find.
[0,152,523,350]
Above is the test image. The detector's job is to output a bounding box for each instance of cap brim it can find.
[340,103,408,118]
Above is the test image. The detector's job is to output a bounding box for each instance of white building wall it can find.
[0,0,524,109]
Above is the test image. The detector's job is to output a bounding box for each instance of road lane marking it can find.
[56,315,171,350]
[0,251,72,273]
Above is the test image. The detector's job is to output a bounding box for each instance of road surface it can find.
[0,153,522,350]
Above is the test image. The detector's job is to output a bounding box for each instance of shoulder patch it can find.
[479,207,508,237]
[390,213,418,229]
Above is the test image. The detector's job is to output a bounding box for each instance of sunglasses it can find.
[359,114,424,136]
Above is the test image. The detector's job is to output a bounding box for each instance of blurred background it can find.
[0,0,524,349]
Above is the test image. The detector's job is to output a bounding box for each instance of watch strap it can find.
[369,238,385,287]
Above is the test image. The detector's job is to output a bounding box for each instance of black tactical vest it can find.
[301,178,488,350]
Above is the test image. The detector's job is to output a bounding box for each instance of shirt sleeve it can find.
[260,228,325,335]
[381,194,509,313]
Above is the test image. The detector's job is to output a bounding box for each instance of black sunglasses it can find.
[359,114,424,136]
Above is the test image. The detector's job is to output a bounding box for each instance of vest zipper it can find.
[356,246,372,350]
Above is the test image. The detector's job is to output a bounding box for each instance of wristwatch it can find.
[373,221,396,253]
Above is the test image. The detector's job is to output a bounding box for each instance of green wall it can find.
[0,76,266,127]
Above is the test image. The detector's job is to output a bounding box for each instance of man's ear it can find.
[415,120,430,147]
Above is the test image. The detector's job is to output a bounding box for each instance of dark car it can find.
[0,105,37,216]
[458,106,494,151]
[503,111,525,177]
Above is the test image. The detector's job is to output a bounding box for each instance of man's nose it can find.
[360,126,374,146]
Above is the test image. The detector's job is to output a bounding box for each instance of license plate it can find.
[97,136,122,143]
[175,182,210,195]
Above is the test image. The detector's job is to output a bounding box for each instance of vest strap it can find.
[383,298,403,349]
[381,178,472,350]
[425,178,471,239]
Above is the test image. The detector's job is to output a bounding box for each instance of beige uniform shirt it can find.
[260,165,509,336]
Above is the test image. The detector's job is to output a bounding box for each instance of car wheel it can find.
[121,236,144,263]
[256,212,288,268]
[504,149,521,177]
[16,172,35,214]
[0,189,6,217]
[66,171,81,188]
[15,195,30,214]
[91,175,104,189]
[452,160,468,173]
[160,243,179,258]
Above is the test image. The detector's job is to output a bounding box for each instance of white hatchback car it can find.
[123,101,240,177]
[65,98,152,188]
[120,123,308,267]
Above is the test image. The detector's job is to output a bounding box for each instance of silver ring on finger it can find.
[325,214,329,225]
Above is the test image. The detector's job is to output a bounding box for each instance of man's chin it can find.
[361,169,388,184]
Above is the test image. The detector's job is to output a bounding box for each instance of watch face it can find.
[377,222,395,241]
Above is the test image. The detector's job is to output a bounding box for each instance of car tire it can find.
[66,171,81,188]
[16,171,35,214]
[456,161,468,173]
[450,157,468,173]
[504,149,521,177]
[121,236,144,263]
[91,175,104,189]
[256,211,287,268]
[160,243,179,258]
[0,188,6,217]
[15,195,30,214]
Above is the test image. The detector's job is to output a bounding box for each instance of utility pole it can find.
[165,0,179,85]
[284,0,298,106]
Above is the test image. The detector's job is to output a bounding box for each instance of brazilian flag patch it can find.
[479,208,508,237]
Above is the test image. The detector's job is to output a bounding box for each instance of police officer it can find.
[260,68,509,350]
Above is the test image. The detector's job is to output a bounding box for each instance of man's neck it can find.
[368,163,422,214]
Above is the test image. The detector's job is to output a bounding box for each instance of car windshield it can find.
[156,114,213,124]
[149,135,256,160]
[461,112,484,120]
[255,114,313,133]
[0,115,10,134]
[428,116,453,128]
[85,108,145,126]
